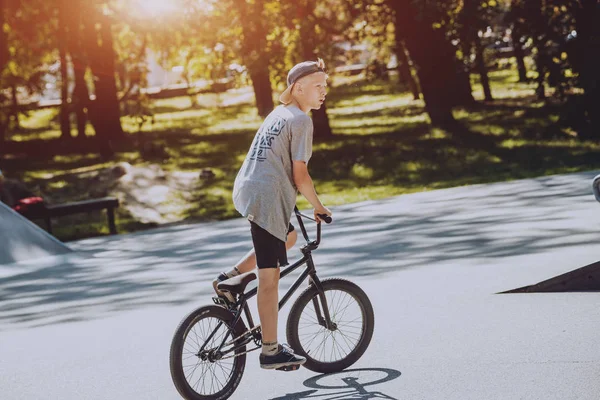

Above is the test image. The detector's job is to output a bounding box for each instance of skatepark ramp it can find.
[501,260,600,293]
[0,201,72,265]
[502,174,600,293]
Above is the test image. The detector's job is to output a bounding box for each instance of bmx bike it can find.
[169,207,375,400]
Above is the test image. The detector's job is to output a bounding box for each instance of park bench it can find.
[20,197,120,235]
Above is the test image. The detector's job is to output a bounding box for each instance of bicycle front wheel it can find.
[169,305,246,400]
[286,278,374,374]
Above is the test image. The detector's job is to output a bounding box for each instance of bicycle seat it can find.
[217,272,257,294]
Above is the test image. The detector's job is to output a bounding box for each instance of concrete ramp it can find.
[0,201,72,265]
[502,260,600,293]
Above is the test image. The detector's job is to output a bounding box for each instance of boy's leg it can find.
[230,229,297,275]
[213,229,298,298]
[257,261,305,370]
[257,267,280,344]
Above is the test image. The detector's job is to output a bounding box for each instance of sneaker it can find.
[212,273,235,303]
[259,344,306,370]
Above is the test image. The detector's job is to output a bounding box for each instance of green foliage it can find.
[9,70,600,240]
[1,0,57,132]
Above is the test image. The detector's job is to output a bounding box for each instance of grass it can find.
[3,63,600,241]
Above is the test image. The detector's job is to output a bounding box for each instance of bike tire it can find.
[169,305,247,400]
[286,278,374,374]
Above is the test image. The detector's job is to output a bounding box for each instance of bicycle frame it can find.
[202,208,334,360]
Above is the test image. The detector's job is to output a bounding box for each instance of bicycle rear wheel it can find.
[286,278,374,374]
[169,305,246,400]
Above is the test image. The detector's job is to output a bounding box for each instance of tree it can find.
[295,0,334,138]
[388,0,464,126]
[81,1,125,151]
[506,0,528,82]
[57,0,72,139]
[233,0,274,117]
[508,0,599,138]
[572,0,600,139]
[66,0,91,139]
[1,0,54,136]
[343,0,421,99]
[395,38,421,100]
[0,0,8,145]
[457,0,500,102]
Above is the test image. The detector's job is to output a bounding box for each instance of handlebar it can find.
[317,214,333,224]
[593,174,600,203]
[293,206,332,248]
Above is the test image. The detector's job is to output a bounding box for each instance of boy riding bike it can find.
[212,58,332,370]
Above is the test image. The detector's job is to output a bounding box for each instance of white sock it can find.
[225,266,241,278]
[262,340,279,356]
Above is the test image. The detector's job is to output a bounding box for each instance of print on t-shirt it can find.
[249,115,285,162]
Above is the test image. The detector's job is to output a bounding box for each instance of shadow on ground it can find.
[269,368,402,400]
[0,171,599,331]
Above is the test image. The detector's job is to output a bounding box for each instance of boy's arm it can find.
[293,161,332,221]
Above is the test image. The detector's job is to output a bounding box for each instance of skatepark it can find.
[1,171,599,399]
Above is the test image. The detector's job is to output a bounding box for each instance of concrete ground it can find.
[1,171,600,400]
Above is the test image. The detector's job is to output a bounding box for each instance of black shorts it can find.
[250,222,295,269]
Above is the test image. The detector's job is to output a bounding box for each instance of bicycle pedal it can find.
[276,365,301,372]
[212,296,227,306]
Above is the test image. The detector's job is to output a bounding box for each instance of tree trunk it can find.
[0,106,6,145]
[474,35,493,101]
[512,24,528,82]
[0,0,7,147]
[58,0,71,139]
[395,38,420,100]
[0,0,8,73]
[311,103,332,137]
[576,0,600,139]
[184,72,197,108]
[82,4,124,148]
[299,0,333,139]
[0,119,6,146]
[72,61,89,139]
[533,39,547,100]
[10,83,20,131]
[390,0,457,126]
[237,0,273,118]
[454,0,478,106]
[249,66,274,118]
[454,64,476,106]
[67,0,89,139]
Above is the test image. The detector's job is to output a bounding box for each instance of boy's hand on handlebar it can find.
[314,206,332,223]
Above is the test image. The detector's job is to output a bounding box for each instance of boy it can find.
[213,58,332,370]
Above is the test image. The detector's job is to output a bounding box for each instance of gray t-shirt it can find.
[233,105,313,241]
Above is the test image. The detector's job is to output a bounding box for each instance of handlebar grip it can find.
[317,214,333,224]
[593,174,600,203]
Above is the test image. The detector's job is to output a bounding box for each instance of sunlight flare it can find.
[132,0,179,17]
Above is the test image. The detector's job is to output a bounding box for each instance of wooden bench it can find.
[21,197,120,235]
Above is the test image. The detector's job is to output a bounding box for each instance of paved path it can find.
[1,171,600,399]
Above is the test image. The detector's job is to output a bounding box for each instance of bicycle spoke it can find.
[294,287,367,364]
[330,291,344,320]
[178,315,240,396]
[337,324,363,335]
[334,330,354,356]
[191,361,206,392]
[331,333,345,360]
[299,312,319,324]
[185,359,203,382]
[337,315,363,325]
[314,330,330,361]
[302,326,326,350]
[336,329,360,350]
[332,295,354,322]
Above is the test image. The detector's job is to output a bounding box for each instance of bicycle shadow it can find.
[268,368,401,400]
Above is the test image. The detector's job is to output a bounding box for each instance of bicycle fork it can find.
[309,272,338,331]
